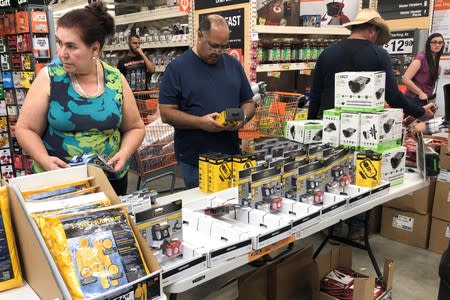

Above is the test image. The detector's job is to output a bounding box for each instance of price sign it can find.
[383,30,415,55]
[112,291,134,300]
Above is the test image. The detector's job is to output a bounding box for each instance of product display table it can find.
[161,171,428,294]
[0,172,426,299]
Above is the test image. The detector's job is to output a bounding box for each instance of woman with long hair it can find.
[402,33,445,105]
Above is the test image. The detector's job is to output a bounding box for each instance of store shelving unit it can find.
[254,24,350,36]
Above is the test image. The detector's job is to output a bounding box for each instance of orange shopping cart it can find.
[130,91,177,192]
[239,92,301,139]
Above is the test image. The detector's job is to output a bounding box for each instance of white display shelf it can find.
[114,6,189,26]
[103,39,191,52]
[255,25,350,36]
[160,171,428,295]
[256,62,316,72]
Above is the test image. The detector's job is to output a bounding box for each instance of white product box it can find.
[335,71,386,112]
[322,109,341,147]
[360,109,403,151]
[340,112,360,148]
[345,185,372,208]
[381,147,406,185]
[285,120,323,144]
[160,242,208,286]
[320,193,348,219]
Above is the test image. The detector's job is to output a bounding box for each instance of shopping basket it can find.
[130,90,177,191]
[239,92,301,139]
[133,90,160,124]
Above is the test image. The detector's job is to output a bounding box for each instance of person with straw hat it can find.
[307,8,435,121]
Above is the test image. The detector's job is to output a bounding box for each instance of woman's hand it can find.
[418,92,428,101]
[107,150,129,173]
[42,156,70,171]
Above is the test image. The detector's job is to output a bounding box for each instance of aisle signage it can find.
[377,0,430,20]
[383,30,415,55]
[195,0,248,10]
[199,8,245,63]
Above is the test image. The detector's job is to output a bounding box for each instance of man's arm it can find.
[240,100,256,123]
[136,47,155,73]
[159,104,225,132]
[379,50,428,119]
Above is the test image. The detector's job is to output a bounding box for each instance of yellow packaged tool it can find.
[198,154,209,193]
[34,204,149,300]
[0,185,23,291]
[355,151,382,188]
[232,153,256,187]
[21,177,92,201]
[216,108,244,127]
[208,153,232,193]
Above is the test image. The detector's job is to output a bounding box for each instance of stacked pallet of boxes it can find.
[428,147,450,253]
[381,179,436,249]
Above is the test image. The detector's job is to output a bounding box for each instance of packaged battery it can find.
[0,185,23,291]
[216,108,244,127]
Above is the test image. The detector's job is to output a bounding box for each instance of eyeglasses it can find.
[430,41,444,45]
[203,36,230,53]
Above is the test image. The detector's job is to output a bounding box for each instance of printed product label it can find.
[392,214,414,232]
[62,208,147,298]
[446,224,450,239]
[0,212,13,282]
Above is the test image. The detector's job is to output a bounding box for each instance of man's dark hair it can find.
[128,34,140,43]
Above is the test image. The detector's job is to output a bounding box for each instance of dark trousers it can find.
[439,241,450,300]
[178,161,199,189]
[110,172,128,196]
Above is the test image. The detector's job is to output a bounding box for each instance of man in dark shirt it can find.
[117,34,155,91]
[307,8,435,120]
[159,15,255,188]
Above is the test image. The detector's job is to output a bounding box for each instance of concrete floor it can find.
[129,170,442,300]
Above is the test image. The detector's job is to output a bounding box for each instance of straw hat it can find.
[344,8,391,45]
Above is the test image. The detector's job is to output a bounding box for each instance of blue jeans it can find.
[179,161,199,189]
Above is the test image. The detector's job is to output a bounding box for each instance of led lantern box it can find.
[335,71,386,112]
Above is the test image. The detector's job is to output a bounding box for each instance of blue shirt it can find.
[308,39,425,119]
[159,49,254,166]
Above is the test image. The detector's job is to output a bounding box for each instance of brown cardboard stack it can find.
[429,162,450,253]
[313,245,394,300]
[380,180,435,248]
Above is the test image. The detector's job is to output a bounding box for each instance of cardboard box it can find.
[322,109,341,147]
[380,207,431,249]
[238,263,269,300]
[380,147,406,186]
[359,109,403,151]
[313,245,394,300]
[284,120,323,144]
[340,112,360,148]
[335,71,386,112]
[8,166,162,300]
[268,246,313,300]
[429,217,450,254]
[432,180,450,222]
[440,144,450,169]
[384,180,435,214]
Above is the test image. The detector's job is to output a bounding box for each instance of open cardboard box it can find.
[8,165,162,300]
[313,245,394,300]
